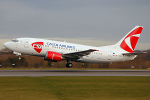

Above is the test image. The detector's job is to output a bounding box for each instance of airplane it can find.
[3,26,144,68]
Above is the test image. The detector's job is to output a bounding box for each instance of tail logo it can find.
[31,42,44,53]
[120,27,143,53]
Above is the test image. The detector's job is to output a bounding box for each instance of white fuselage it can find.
[4,38,136,63]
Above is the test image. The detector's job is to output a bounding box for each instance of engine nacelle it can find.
[44,51,62,62]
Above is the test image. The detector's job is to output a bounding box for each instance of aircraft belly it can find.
[79,56,107,63]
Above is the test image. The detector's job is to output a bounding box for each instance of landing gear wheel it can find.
[66,63,73,68]
[18,57,21,60]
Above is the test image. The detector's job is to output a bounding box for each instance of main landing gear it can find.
[66,60,73,68]
[66,63,73,68]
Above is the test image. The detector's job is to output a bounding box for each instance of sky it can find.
[0,0,150,50]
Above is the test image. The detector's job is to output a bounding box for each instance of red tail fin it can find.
[116,26,143,53]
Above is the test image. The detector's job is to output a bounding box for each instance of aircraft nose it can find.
[3,42,9,48]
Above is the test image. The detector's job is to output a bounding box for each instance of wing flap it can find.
[62,49,98,59]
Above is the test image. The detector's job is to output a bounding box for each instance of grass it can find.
[0,77,150,100]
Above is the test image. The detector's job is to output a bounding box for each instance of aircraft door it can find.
[24,39,29,48]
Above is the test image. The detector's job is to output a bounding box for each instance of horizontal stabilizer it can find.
[122,52,147,56]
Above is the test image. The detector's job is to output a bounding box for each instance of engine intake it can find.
[44,51,62,61]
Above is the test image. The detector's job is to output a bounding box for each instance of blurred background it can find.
[0,0,150,69]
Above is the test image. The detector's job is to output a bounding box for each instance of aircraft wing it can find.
[122,52,147,56]
[62,49,98,60]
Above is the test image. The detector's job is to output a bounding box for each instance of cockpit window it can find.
[12,39,19,42]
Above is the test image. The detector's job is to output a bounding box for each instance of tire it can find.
[66,63,73,68]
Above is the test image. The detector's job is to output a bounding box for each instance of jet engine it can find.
[44,51,62,62]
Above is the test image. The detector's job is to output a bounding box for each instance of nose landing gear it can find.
[18,57,21,60]
[13,51,22,60]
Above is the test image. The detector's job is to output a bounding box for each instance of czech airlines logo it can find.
[31,42,44,53]
[120,27,143,53]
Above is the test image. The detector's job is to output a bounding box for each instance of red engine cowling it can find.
[44,51,62,61]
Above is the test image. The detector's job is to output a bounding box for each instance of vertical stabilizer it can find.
[115,26,143,53]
